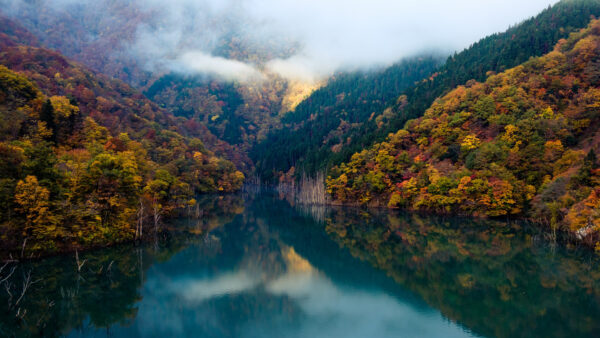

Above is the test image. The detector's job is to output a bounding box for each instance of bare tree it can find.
[1,266,42,322]
[297,171,328,205]
[136,198,145,241]
[4,281,13,305]
[151,198,162,251]
[15,270,41,306]
[75,250,86,272]
[20,238,27,259]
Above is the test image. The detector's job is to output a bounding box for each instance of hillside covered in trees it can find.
[0,19,244,257]
[1,0,316,173]
[3,0,600,251]
[256,0,600,181]
[327,19,600,242]
[5,2,600,336]
[252,56,443,181]
[143,71,306,166]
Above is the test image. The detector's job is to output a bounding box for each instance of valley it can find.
[0,1,599,337]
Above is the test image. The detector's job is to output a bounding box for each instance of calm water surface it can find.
[1,192,600,337]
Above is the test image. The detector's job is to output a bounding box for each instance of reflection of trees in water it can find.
[6,192,598,337]
[131,199,310,337]
[324,208,600,338]
[0,246,143,337]
[229,200,317,282]
[294,204,328,224]
[177,235,308,337]
[0,195,247,337]
[171,194,245,235]
[0,193,315,337]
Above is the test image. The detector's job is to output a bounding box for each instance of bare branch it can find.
[15,270,42,306]
[15,307,26,319]
[75,250,86,272]
[0,262,9,274]
[106,260,114,273]
[20,238,27,259]
[0,266,17,284]
[5,281,13,303]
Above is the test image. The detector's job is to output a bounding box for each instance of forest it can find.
[0,0,600,338]
[0,20,244,257]
[1,0,600,256]
[3,1,600,336]
[256,0,600,181]
[252,56,443,181]
[327,19,600,243]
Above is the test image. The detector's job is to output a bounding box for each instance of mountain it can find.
[143,71,314,150]
[327,19,600,239]
[1,0,154,86]
[255,0,600,181]
[1,0,317,172]
[0,17,244,256]
[252,56,443,181]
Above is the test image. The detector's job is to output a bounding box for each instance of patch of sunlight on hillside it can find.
[280,80,322,114]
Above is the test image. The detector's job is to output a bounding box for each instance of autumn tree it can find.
[14,175,59,250]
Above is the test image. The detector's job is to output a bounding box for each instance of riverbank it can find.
[0,193,246,261]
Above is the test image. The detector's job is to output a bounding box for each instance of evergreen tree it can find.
[39,99,56,142]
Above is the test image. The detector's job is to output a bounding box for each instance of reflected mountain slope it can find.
[3,192,599,337]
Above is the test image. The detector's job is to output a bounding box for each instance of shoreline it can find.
[304,196,597,249]
[3,189,596,262]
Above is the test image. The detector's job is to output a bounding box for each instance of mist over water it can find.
[2,0,559,82]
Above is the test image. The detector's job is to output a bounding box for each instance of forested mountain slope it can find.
[0,15,251,170]
[327,19,600,240]
[144,71,311,151]
[0,20,244,256]
[1,0,315,171]
[255,0,600,181]
[252,56,443,181]
[1,0,156,86]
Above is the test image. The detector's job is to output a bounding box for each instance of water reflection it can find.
[1,192,599,337]
[323,207,600,338]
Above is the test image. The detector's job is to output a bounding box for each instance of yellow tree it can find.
[14,175,59,249]
[49,96,79,143]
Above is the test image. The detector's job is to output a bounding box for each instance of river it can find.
[1,192,599,337]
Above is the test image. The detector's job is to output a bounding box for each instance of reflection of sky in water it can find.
[263,270,472,338]
[25,195,600,338]
[70,242,475,338]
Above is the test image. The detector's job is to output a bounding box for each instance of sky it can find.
[5,0,561,82]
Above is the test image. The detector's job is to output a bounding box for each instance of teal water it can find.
[1,192,600,337]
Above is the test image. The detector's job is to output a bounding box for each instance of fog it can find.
[3,0,559,82]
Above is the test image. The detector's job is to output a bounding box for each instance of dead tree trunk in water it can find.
[195,203,201,219]
[136,198,145,241]
[297,171,327,205]
[152,200,161,233]
[75,250,86,272]
[151,198,162,250]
